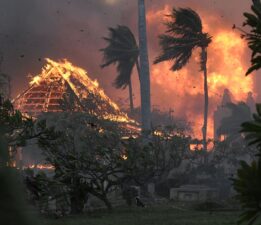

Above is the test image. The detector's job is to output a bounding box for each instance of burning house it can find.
[213,89,232,141]
[12,58,139,169]
[13,58,136,124]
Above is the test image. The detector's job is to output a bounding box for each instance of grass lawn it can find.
[40,205,240,225]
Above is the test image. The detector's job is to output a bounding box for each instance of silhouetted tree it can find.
[138,0,152,132]
[154,7,212,154]
[232,160,261,225]
[230,105,261,225]
[101,25,139,114]
[235,0,261,75]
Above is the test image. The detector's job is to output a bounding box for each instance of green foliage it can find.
[36,113,191,212]
[0,98,65,221]
[38,113,129,212]
[241,0,261,75]
[241,104,261,155]
[231,160,261,225]
[0,98,34,148]
[0,97,53,165]
[122,137,158,184]
[24,169,51,201]
[122,129,191,185]
[230,103,261,224]
[100,25,139,89]
[0,97,38,225]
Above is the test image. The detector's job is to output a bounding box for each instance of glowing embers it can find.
[26,164,55,170]
[13,58,137,125]
[15,77,69,114]
[121,155,128,160]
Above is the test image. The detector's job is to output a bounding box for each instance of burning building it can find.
[213,89,255,141]
[213,89,232,140]
[13,58,137,125]
[12,58,139,169]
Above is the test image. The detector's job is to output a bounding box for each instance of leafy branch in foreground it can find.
[234,0,261,75]
[231,104,261,225]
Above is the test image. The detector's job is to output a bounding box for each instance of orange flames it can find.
[15,58,138,125]
[147,6,254,139]
[30,58,121,111]
[26,164,55,170]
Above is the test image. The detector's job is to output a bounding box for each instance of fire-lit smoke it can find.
[2,0,255,139]
[146,5,254,139]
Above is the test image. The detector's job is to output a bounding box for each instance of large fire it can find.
[14,58,138,126]
[29,58,120,111]
[147,5,254,139]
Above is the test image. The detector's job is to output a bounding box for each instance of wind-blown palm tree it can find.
[154,8,212,153]
[138,0,151,132]
[100,25,140,113]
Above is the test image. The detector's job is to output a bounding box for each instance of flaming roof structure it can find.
[13,58,137,125]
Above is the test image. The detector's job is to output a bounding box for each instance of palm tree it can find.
[138,0,151,132]
[100,25,140,113]
[154,8,212,153]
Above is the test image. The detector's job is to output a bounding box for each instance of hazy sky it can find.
[0,0,255,137]
[0,0,251,96]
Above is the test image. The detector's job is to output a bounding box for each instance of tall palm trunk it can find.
[138,0,151,133]
[201,47,208,162]
[136,59,141,82]
[128,79,134,114]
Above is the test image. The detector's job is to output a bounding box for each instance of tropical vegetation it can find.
[101,26,140,113]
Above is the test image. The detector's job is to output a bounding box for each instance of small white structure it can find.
[170,185,218,202]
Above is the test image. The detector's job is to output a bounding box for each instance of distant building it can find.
[0,73,10,100]
[246,92,255,113]
[213,89,232,140]
[213,90,256,141]
[170,185,218,202]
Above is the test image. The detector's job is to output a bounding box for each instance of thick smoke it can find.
[0,0,256,137]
